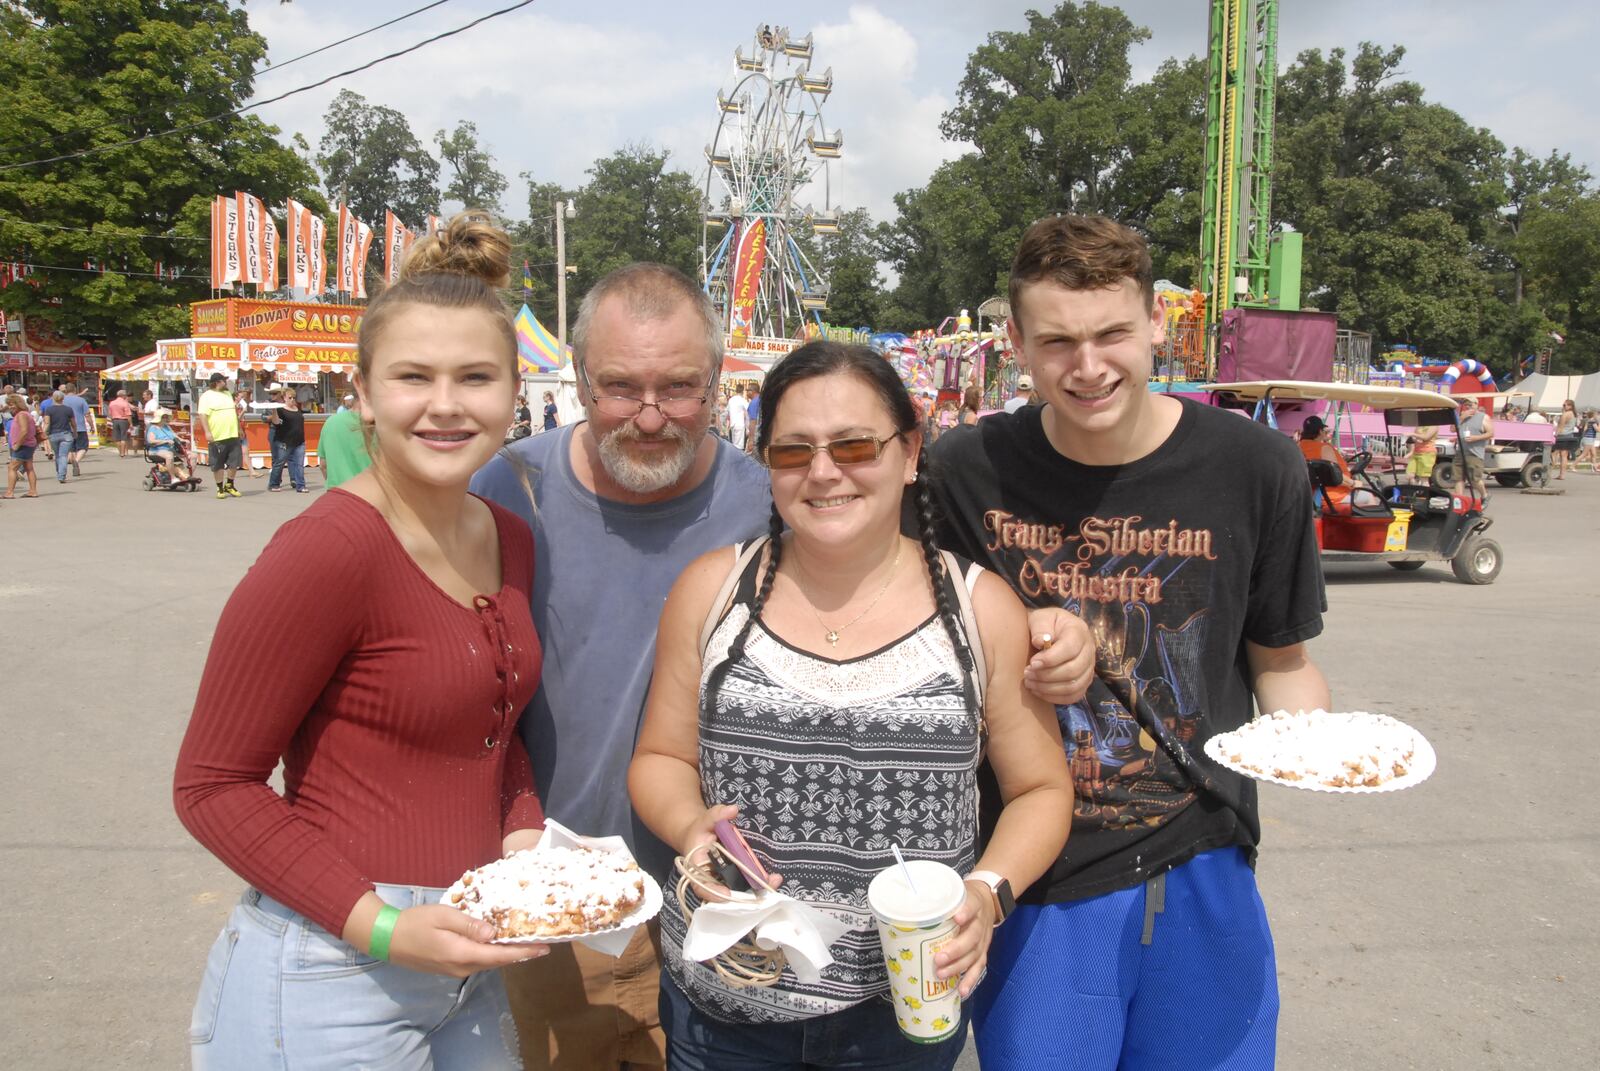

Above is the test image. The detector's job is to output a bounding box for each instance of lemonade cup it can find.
[868,860,967,1043]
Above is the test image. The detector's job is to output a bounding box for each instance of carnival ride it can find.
[1198,0,1303,371]
[701,24,840,348]
[867,308,1015,408]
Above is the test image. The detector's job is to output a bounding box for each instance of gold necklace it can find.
[790,541,903,647]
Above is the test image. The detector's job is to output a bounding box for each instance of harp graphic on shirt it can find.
[1156,610,1208,744]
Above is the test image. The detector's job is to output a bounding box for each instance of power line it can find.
[0,262,203,279]
[1,0,462,158]
[256,0,459,77]
[0,216,207,242]
[0,0,538,175]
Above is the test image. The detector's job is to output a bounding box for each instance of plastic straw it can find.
[891,844,918,893]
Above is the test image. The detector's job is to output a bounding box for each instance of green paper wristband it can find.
[368,904,402,962]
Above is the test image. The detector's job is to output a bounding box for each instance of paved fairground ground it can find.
[3,443,1596,1070]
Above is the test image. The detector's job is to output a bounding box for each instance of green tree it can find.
[508,148,698,332]
[880,3,1206,328]
[563,145,701,298]
[508,176,576,325]
[317,89,438,226]
[810,208,883,330]
[0,0,322,356]
[1273,43,1506,355]
[1495,148,1591,306]
[1518,188,1600,372]
[1110,55,1208,283]
[878,156,1033,329]
[942,1,1150,214]
[435,121,508,215]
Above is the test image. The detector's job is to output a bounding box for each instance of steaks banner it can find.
[210,196,241,290]
[384,210,416,284]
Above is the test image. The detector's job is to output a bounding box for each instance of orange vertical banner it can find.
[384,210,415,284]
[728,218,767,348]
[262,209,280,291]
[286,199,310,291]
[308,211,327,295]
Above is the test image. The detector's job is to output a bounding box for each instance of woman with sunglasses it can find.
[631,341,1072,1070]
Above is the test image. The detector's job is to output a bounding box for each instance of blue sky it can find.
[243,1,1598,224]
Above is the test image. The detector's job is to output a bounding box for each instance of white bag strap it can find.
[699,536,770,658]
[940,550,987,708]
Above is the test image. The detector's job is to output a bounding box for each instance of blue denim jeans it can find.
[269,443,305,490]
[189,885,522,1070]
[48,431,73,480]
[659,970,966,1071]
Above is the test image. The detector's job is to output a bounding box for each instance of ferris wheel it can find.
[702,24,841,346]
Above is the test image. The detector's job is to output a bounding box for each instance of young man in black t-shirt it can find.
[933,215,1330,1070]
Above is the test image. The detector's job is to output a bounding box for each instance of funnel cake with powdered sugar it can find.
[445,845,645,939]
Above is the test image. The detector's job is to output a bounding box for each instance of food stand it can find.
[156,298,363,469]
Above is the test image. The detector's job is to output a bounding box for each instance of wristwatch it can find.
[965,870,1015,926]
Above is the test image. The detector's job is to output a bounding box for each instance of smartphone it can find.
[713,818,772,892]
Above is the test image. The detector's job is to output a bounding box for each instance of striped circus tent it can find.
[516,305,570,373]
[98,352,161,382]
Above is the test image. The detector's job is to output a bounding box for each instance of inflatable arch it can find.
[1440,358,1496,392]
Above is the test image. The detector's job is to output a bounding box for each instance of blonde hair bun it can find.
[400,210,511,289]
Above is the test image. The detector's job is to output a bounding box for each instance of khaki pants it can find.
[501,919,666,1070]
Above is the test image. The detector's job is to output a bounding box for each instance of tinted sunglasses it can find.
[762,432,902,470]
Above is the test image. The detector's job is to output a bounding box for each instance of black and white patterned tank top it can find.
[661,543,983,1024]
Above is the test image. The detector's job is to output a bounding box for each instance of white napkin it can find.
[681,890,853,984]
[533,818,641,958]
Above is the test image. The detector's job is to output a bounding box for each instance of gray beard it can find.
[595,421,699,493]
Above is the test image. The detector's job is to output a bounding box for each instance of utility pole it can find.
[555,199,575,361]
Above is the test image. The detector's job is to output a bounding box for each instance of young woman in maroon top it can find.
[174,213,546,1069]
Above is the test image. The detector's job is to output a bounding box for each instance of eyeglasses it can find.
[578,363,715,420]
[762,433,903,470]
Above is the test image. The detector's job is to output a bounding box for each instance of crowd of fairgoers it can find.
[0,363,1054,502]
[2,379,325,498]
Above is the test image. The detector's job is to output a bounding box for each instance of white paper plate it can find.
[1203,712,1437,794]
[440,870,663,945]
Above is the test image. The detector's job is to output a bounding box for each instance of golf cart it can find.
[1207,381,1503,584]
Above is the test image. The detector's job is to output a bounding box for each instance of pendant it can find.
[826,630,839,647]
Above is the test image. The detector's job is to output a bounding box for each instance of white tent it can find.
[1505,373,1600,412]
[520,365,582,426]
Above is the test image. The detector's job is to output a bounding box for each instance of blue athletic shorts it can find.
[971,846,1277,1071]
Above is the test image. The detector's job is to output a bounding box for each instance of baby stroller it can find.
[143,437,203,492]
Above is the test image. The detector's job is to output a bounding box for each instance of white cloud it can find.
[1479,89,1600,166]
[239,0,1598,236]
[811,5,971,222]
[243,4,966,229]
[246,7,727,218]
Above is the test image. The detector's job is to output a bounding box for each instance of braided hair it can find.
[700,340,980,728]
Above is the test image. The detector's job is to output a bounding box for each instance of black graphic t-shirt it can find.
[931,399,1325,904]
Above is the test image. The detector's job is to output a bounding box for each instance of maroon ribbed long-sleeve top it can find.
[174,490,544,936]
